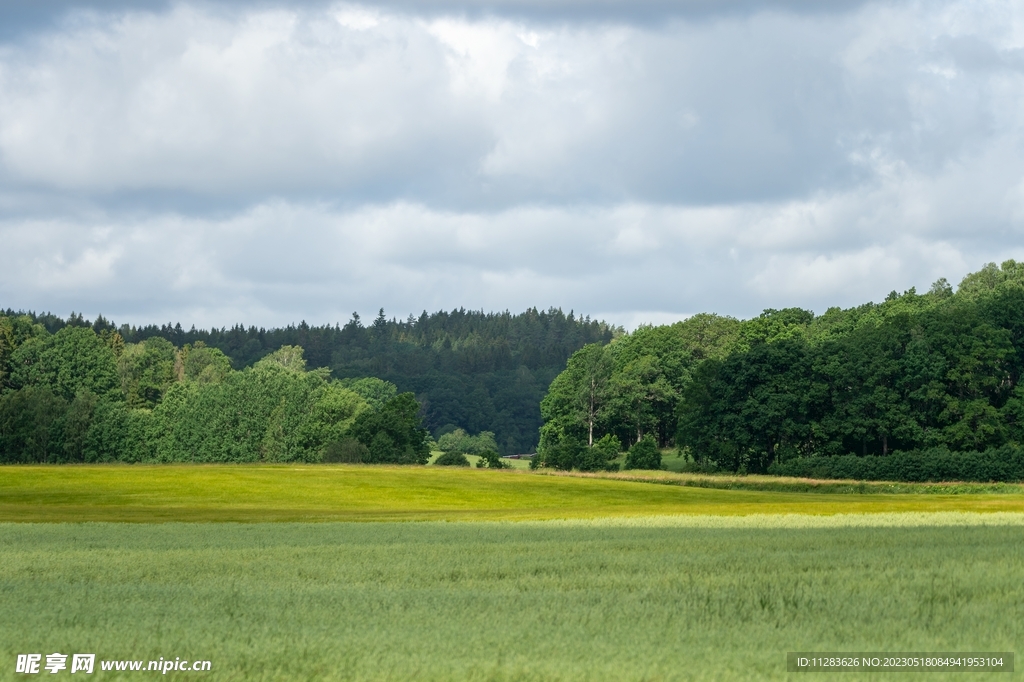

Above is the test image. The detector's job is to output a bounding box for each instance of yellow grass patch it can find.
[3,464,1024,522]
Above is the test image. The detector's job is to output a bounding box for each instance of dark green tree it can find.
[62,390,100,463]
[350,393,430,464]
[10,326,120,401]
[181,342,232,384]
[0,386,68,463]
[118,337,176,408]
[678,338,820,472]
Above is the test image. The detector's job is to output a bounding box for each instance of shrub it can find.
[538,438,582,470]
[475,450,510,469]
[767,446,1024,482]
[624,435,661,470]
[434,451,470,467]
[538,436,621,471]
[591,434,621,471]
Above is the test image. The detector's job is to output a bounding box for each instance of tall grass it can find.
[1,521,1021,681]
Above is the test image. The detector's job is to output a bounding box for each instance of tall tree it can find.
[539,343,613,450]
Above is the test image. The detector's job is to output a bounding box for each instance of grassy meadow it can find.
[426,451,534,470]
[2,519,1023,681]
[3,465,1023,680]
[2,464,1024,522]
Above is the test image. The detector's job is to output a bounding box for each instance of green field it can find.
[2,519,1022,681]
[427,451,534,470]
[3,466,1022,680]
[2,465,1024,523]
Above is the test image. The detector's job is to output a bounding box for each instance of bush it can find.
[323,438,369,463]
[434,451,471,466]
[538,439,580,470]
[475,450,510,469]
[624,435,661,470]
[767,446,1024,482]
[591,434,621,471]
[538,439,577,470]
[537,435,621,471]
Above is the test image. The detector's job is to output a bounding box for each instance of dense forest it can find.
[538,261,1024,480]
[1,308,617,455]
[8,261,1024,480]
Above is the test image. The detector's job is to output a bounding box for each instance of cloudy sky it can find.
[1,0,1022,329]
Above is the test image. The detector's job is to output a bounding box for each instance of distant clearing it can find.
[2,465,1024,522]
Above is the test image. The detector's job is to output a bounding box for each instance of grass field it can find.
[2,465,1024,523]
[3,465,1022,680]
[426,451,533,470]
[546,468,1024,495]
[2,519,1022,681]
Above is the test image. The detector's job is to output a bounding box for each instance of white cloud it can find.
[2,0,1019,206]
[3,151,1022,328]
[334,5,379,31]
[0,0,1023,326]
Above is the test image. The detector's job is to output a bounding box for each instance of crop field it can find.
[1,518,1022,681]
[3,466,1023,680]
[2,465,1024,522]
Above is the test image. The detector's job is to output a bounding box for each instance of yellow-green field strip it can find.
[540,468,1024,494]
[3,464,1024,522]
[524,511,1024,527]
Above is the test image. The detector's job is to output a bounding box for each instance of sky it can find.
[0,0,1022,330]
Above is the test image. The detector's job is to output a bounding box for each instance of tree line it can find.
[2,307,618,454]
[538,262,1024,480]
[0,319,429,464]
[11,261,1022,479]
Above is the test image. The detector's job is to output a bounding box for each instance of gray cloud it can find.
[3,1,1017,211]
[2,159,1020,328]
[0,0,1022,328]
[0,0,875,41]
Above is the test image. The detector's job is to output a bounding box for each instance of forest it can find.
[0,307,617,457]
[6,261,1024,479]
[538,261,1024,480]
